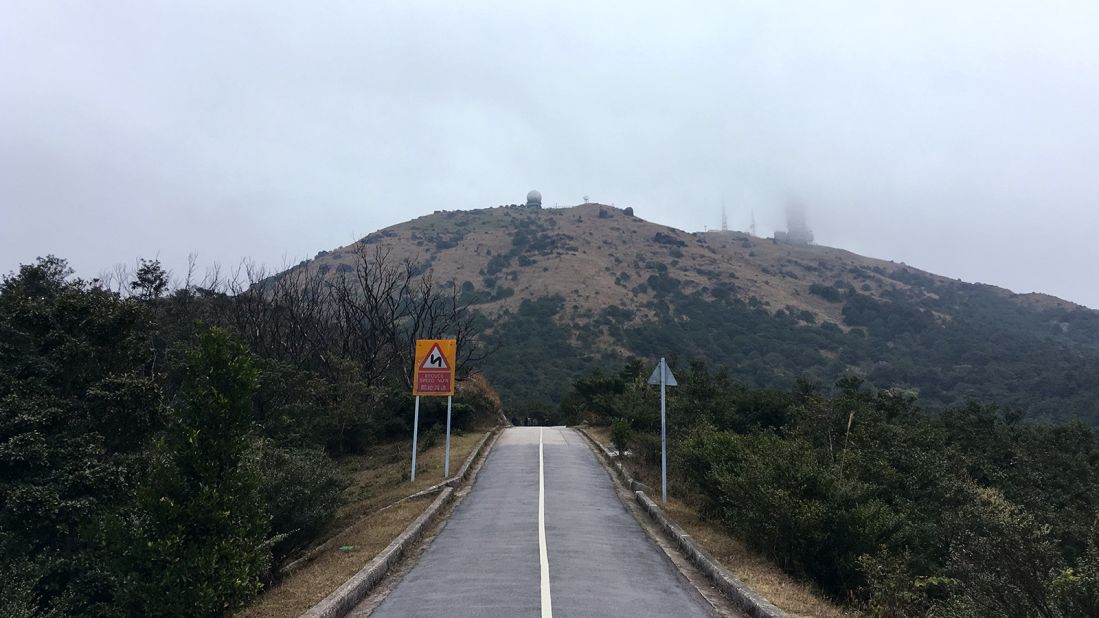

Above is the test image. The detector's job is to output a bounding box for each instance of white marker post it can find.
[647,357,678,504]
[661,360,667,503]
[411,395,420,481]
[444,395,453,477]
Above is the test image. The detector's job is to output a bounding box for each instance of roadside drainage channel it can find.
[300,427,501,618]
[575,426,788,618]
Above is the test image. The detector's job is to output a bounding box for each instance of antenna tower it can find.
[721,200,728,232]
[750,209,757,236]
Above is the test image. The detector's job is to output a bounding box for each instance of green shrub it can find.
[419,424,441,451]
[0,257,159,614]
[681,430,896,596]
[809,282,843,302]
[111,327,270,616]
[940,485,1070,617]
[0,552,45,618]
[610,417,631,453]
[259,444,345,566]
[324,358,375,455]
[1047,542,1099,617]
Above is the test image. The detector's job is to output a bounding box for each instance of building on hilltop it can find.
[773,200,814,245]
[524,190,542,209]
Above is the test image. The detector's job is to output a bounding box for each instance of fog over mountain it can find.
[2,2,1097,307]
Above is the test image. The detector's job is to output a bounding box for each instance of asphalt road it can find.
[365,426,719,617]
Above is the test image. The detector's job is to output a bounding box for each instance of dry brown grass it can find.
[238,496,433,618]
[583,425,855,618]
[286,202,1078,352]
[290,203,934,328]
[333,429,488,529]
[585,424,613,445]
[662,501,854,618]
[236,429,489,617]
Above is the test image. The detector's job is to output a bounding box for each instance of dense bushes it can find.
[564,362,1099,615]
[108,328,270,616]
[0,256,494,615]
[259,444,345,565]
[809,282,844,302]
[0,258,156,615]
[681,430,895,595]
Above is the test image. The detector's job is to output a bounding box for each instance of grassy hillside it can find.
[290,203,1099,424]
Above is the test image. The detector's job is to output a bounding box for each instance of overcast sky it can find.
[2,1,1097,307]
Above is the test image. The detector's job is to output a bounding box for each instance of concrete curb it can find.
[300,427,501,618]
[575,426,788,618]
[446,429,494,487]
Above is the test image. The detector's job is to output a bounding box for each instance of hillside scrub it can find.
[625,283,1099,426]
[563,362,1099,616]
[381,207,1099,427]
[478,269,1099,427]
[0,256,496,616]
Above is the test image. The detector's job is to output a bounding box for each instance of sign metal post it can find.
[661,360,667,503]
[444,395,453,476]
[648,357,678,503]
[411,395,420,481]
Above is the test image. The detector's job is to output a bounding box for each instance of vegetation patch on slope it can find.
[564,362,1099,616]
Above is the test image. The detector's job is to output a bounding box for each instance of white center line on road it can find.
[539,427,553,618]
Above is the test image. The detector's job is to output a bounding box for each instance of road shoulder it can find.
[572,426,749,617]
[344,426,505,616]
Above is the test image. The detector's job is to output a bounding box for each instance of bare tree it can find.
[151,244,488,387]
[329,243,488,386]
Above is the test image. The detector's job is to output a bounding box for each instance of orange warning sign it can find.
[413,339,456,396]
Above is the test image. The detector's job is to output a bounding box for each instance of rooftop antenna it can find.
[721,199,728,232]
[750,209,757,237]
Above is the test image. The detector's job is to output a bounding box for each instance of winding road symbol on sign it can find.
[421,344,449,370]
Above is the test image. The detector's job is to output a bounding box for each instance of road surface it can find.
[363,426,720,617]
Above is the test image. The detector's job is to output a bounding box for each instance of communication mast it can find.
[750,209,757,236]
[721,200,728,232]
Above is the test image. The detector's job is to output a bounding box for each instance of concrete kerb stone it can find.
[575,426,787,618]
[446,429,493,487]
[300,426,501,618]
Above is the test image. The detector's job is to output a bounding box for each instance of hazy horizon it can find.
[3,2,1097,308]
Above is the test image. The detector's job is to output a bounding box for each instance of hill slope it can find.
[293,203,1099,424]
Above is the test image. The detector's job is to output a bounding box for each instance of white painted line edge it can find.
[539,427,553,618]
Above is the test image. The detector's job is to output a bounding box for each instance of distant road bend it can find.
[360,426,723,617]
